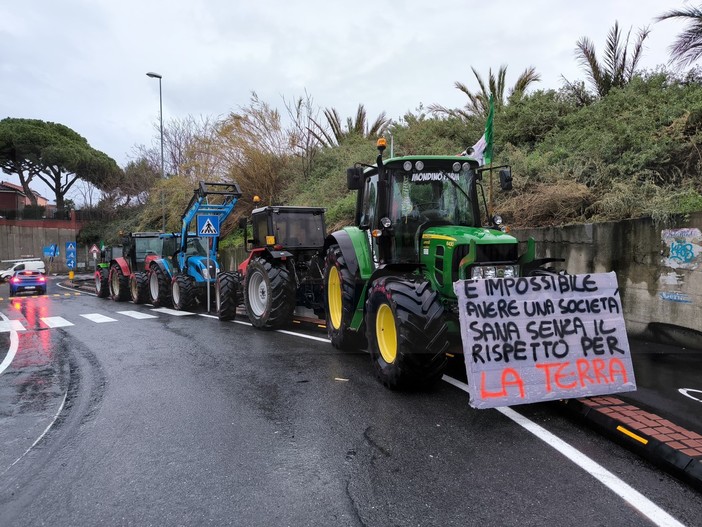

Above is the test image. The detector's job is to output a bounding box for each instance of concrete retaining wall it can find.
[513,212,702,349]
[0,219,86,273]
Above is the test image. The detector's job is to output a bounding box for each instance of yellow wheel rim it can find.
[376,304,397,364]
[328,266,342,329]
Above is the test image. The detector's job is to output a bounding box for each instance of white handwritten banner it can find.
[454,272,637,409]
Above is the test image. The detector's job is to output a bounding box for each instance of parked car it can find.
[0,260,46,282]
[8,270,47,296]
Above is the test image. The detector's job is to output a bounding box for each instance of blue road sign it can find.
[66,260,76,269]
[66,241,76,260]
[197,215,220,237]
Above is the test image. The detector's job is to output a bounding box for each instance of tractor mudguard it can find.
[111,257,131,277]
[325,228,374,280]
[152,258,173,279]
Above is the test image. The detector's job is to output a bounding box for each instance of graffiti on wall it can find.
[661,228,701,270]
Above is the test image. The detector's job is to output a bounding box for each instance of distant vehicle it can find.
[8,270,47,296]
[0,259,46,282]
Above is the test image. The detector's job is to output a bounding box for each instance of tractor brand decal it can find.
[454,272,636,409]
[661,228,701,270]
[410,172,459,183]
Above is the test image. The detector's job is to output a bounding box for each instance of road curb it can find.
[563,396,702,491]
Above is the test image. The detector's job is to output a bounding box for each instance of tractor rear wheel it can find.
[216,272,240,321]
[109,264,130,302]
[172,274,195,311]
[365,275,448,390]
[149,264,172,307]
[130,272,149,304]
[95,268,109,298]
[243,257,295,329]
[324,244,366,350]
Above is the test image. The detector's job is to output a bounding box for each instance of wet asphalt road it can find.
[1,279,701,526]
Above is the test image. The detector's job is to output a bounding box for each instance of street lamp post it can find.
[146,71,165,230]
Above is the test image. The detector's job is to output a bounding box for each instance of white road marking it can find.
[151,307,195,316]
[2,390,68,475]
[277,329,330,343]
[0,312,20,375]
[40,316,74,328]
[679,388,702,403]
[118,310,158,319]
[442,375,685,527]
[0,319,25,333]
[80,313,118,323]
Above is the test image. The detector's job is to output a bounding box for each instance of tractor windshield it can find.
[389,168,478,226]
[388,167,478,262]
[186,237,208,256]
[134,237,162,261]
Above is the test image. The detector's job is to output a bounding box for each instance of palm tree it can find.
[310,104,390,147]
[429,65,541,119]
[657,5,702,67]
[575,22,650,98]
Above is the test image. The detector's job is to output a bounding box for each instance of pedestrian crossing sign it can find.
[197,215,219,237]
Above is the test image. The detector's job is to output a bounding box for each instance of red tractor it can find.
[96,232,174,303]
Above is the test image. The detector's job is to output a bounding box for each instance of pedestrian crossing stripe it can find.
[0,320,25,332]
[80,313,117,323]
[0,308,195,332]
[117,310,158,320]
[151,307,196,316]
[41,317,74,329]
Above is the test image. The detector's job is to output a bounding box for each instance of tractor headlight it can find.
[452,162,461,172]
[471,264,519,280]
[492,214,503,226]
[415,160,424,171]
[380,216,392,228]
[202,267,210,280]
[403,161,413,171]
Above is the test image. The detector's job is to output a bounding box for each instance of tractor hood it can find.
[420,225,518,246]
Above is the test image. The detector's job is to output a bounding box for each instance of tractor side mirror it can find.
[347,167,363,190]
[499,168,513,191]
[238,218,247,229]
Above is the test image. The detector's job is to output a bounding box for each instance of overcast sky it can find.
[0,0,694,203]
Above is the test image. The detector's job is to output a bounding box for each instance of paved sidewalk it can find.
[565,396,702,491]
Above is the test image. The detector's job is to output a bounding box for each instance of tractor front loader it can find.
[148,181,242,311]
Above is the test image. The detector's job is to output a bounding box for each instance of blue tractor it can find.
[147,181,242,310]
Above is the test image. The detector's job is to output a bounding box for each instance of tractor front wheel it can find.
[172,274,195,311]
[149,264,172,307]
[243,257,295,329]
[365,275,449,390]
[130,272,149,304]
[95,268,109,298]
[216,272,240,321]
[324,244,365,350]
[109,264,130,302]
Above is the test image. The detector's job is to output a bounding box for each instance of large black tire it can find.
[172,274,195,311]
[149,264,172,307]
[109,264,130,302]
[216,271,240,321]
[95,268,109,298]
[365,275,449,390]
[243,257,295,329]
[323,244,366,350]
[130,271,149,304]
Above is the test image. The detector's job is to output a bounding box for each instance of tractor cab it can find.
[248,206,326,252]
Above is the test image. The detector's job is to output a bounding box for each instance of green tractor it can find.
[323,139,558,390]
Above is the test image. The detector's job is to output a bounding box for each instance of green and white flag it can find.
[469,94,494,166]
